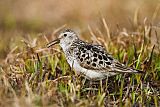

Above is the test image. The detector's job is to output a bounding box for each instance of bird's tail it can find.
[112,62,144,73]
[130,68,144,73]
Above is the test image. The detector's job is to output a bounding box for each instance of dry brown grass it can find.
[0,0,160,107]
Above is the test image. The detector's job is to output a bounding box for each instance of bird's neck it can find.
[60,42,71,51]
[60,39,79,50]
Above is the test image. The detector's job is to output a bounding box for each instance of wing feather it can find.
[73,41,113,71]
[72,40,143,74]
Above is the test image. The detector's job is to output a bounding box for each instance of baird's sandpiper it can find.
[47,29,143,80]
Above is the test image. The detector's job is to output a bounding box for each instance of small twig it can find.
[49,76,71,83]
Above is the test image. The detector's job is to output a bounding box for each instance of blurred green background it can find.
[0,0,160,60]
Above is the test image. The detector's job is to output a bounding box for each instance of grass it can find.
[0,1,160,106]
[0,18,160,107]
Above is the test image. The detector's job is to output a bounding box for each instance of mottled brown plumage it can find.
[47,29,143,80]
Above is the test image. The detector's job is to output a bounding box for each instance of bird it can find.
[47,29,143,80]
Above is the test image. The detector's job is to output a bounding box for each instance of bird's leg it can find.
[71,60,74,73]
[71,60,76,84]
[106,75,109,88]
[81,76,87,88]
[105,75,109,96]
[89,78,99,96]
[89,79,93,87]
[100,79,103,92]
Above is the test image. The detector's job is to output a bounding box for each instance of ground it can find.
[0,0,160,107]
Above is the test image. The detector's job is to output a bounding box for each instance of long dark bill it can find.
[47,38,60,48]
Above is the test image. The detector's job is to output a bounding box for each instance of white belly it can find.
[67,59,113,80]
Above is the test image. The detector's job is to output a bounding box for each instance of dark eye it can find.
[64,34,67,37]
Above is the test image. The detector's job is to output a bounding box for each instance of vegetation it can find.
[0,0,160,107]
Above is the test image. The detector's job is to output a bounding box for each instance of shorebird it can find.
[47,29,143,80]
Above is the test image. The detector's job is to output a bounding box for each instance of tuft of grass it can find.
[0,17,160,107]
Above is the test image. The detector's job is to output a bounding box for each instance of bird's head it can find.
[47,29,79,48]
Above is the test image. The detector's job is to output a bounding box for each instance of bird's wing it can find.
[74,43,113,71]
[74,42,142,73]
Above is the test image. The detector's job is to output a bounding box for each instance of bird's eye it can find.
[64,34,67,37]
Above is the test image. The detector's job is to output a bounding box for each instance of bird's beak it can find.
[47,38,60,48]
